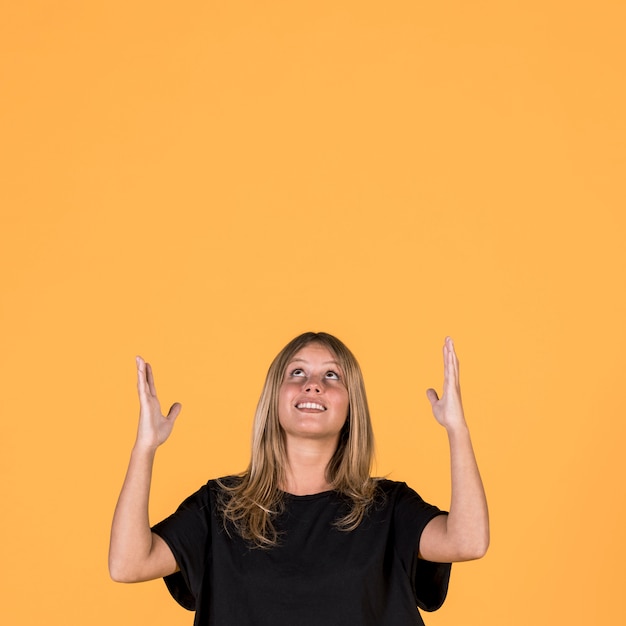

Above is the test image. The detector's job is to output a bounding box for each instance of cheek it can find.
[336,392,350,419]
[277,385,294,420]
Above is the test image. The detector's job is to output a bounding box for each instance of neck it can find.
[281,436,338,495]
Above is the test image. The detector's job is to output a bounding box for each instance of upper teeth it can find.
[297,402,326,411]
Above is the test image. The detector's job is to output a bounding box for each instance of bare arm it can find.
[418,338,490,563]
[108,357,181,582]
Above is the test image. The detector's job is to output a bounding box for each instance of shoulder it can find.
[211,475,243,488]
[372,479,440,516]
[373,478,418,499]
[209,474,244,497]
[166,476,239,513]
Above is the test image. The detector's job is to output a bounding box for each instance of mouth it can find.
[295,402,326,411]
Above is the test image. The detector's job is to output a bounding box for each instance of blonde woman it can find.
[109,332,489,625]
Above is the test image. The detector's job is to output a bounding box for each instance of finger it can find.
[166,402,182,421]
[442,339,449,378]
[448,337,460,383]
[441,339,451,390]
[443,337,457,388]
[136,355,148,395]
[426,388,439,407]
[146,362,157,397]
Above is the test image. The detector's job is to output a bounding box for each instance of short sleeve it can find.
[151,483,212,611]
[391,482,452,612]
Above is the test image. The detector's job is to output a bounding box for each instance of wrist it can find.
[131,442,159,458]
[444,419,470,438]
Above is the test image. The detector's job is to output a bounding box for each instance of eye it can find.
[325,370,340,380]
[290,368,305,377]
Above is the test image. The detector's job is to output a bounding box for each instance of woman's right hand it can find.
[135,356,182,451]
[109,356,181,583]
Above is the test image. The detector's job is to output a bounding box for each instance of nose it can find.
[304,377,322,393]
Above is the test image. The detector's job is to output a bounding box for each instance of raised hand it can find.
[135,356,182,450]
[108,358,181,583]
[419,337,490,562]
[426,337,466,431]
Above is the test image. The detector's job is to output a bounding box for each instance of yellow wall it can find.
[2,1,624,624]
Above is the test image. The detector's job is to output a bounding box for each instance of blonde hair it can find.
[217,332,377,547]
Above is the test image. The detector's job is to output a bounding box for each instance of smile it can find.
[296,402,326,411]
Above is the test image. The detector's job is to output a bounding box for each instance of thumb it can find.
[166,402,182,421]
[426,388,439,407]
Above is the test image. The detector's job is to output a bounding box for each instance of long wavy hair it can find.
[217,332,377,548]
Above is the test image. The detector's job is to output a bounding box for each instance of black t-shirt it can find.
[152,478,451,626]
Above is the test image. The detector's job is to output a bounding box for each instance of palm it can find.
[136,356,181,449]
[426,338,465,429]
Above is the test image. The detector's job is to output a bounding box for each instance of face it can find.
[278,343,350,445]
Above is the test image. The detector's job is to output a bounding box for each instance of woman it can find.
[109,332,489,625]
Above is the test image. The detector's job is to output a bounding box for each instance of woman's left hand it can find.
[426,337,466,431]
[419,336,490,562]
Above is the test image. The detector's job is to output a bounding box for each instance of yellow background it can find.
[2,1,624,624]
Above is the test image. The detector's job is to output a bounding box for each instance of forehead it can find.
[288,343,340,365]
